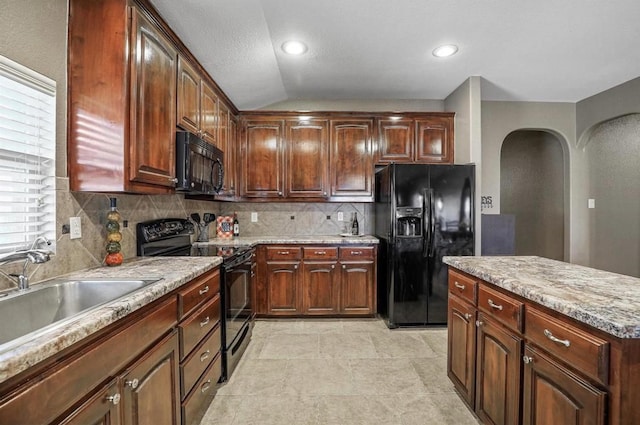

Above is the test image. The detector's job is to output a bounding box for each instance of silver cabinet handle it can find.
[201,379,212,393]
[125,379,139,389]
[454,281,465,290]
[277,251,290,255]
[544,329,571,347]
[475,320,483,327]
[331,264,335,269]
[200,350,210,362]
[315,251,327,255]
[277,191,283,196]
[294,264,298,269]
[106,393,121,405]
[342,264,346,269]
[351,251,362,255]
[170,177,178,183]
[200,316,210,327]
[323,191,328,196]
[464,313,471,320]
[199,285,209,295]
[487,299,503,311]
[523,355,534,364]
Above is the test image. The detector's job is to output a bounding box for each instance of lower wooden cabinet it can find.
[522,345,606,425]
[475,314,522,425]
[447,294,477,407]
[59,379,122,425]
[256,244,376,317]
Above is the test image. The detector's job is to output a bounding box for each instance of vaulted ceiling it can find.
[149,0,640,110]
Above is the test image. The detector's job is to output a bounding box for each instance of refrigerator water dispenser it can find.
[396,207,422,237]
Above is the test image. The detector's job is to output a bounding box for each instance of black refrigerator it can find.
[375,163,475,327]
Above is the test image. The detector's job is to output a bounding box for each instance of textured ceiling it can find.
[149,0,640,110]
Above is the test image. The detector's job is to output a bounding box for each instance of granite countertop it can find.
[443,256,640,339]
[0,256,221,384]
[193,234,379,247]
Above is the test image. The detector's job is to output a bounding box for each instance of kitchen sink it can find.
[0,278,160,348]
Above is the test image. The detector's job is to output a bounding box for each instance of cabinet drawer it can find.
[448,269,477,306]
[478,284,523,332]
[180,324,221,398]
[266,246,302,260]
[178,268,220,320]
[182,351,221,425]
[303,246,338,260]
[339,246,374,261]
[525,307,609,385]
[179,294,220,359]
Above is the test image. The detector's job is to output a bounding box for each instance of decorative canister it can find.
[216,215,234,238]
[105,197,123,266]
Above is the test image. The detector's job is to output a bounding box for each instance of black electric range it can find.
[136,218,254,381]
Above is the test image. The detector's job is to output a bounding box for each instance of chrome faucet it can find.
[0,237,53,290]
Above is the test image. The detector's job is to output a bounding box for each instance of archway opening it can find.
[500,130,565,260]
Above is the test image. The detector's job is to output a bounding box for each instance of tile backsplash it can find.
[0,178,372,289]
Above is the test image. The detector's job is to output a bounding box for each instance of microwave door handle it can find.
[211,158,224,193]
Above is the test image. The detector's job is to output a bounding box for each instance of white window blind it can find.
[0,55,56,254]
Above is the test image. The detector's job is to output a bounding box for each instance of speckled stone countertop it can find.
[0,256,221,384]
[193,234,379,247]
[443,256,640,339]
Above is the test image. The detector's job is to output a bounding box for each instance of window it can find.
[0,55,56,254]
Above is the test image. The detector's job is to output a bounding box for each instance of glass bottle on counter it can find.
[351,212,359,236]
[233,212,240,237]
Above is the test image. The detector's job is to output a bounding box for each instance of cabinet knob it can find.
[464,313,471,320]
[475,320,483,327]
[523,355,534,364]
[342,264,346,269]
[125,378,139,389]
[331,264,335,269]
[278,191,283,196]
[323,191,328,197]
[170,177,178,183]
[106,393,121,405]
[294,264,298,270]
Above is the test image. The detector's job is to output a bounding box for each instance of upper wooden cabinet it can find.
[329,119,374,200]
[376,114,454,164]
[286,119,329,198]
[218,104,237,197]
[241,119,285,198]
[200,81,219,146]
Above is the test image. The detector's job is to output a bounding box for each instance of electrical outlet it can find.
[251,212,258,222]
[588,199,595,209]
[337,212,344,221]
[69,216,82,239]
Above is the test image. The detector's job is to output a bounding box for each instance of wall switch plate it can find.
[69,216,82,239]
[337,212,344,221]
[251,212,258,222]
[588,199,596,209]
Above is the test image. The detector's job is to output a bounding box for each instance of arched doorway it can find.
[500,130,565,260]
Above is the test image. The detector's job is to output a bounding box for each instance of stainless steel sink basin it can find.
[0,278,160,348]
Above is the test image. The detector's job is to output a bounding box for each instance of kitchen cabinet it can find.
[522,345,606,425]
[217,103,237,197]
[446,267,623,425]
[375,115,454,164]
[255,244,376,317]
[329,119,374,200]
[200,81,219,146]
[286,119,330,198]
[240,119,285,198]
[0,267,223,425]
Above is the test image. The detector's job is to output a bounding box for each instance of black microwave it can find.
[175,131,224,194]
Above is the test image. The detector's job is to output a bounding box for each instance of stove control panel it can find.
[137,218,194,243]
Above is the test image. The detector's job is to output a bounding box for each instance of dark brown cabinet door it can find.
[447,294,477,407]
[522,345,606,425]
[266,262,301,314]
[302,262,339,314]
[286,119,329,198]
[475,314,522,425]
[177,56,200,134]
[219,110,237,196]
[129,8,177,188]
[59,380,121,425]
[200,81,219,146]
[241,120,285,198]
[122,331,180,425]
[329,119,374,199]
[339,261,374,314]
[376,118,414,163]
[415,116,454,163]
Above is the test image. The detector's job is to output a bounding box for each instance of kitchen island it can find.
[443,255,640,425]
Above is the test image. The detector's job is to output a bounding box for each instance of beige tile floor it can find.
[200,319,479,425]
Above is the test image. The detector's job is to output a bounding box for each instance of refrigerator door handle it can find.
[429,189,436,257]
[422,189,430,257]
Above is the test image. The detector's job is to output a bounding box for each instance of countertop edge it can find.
[443,256,640,339]
[0,256,222,384]
[192,235,379,247]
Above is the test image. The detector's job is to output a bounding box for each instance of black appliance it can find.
[375,163,475,327]
[175,131,224,195]
[136,218,253,381]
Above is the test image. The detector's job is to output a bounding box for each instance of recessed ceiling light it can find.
[432,44,458,58]
[282,40,308,55]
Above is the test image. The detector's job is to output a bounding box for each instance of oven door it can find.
[224,254,253,351]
